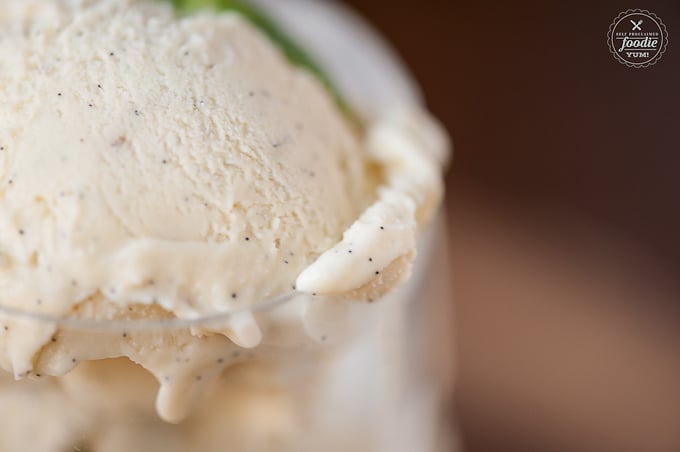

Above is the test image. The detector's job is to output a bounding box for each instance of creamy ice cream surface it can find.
[0,0,373,327]
[0,0,448,446]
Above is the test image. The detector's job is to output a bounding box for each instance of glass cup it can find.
[0,2,457,450]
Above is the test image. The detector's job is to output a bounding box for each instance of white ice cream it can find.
[0,0,449,450]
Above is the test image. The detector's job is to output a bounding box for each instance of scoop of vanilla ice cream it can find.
[0,0,448,434]
[0,0,375,360]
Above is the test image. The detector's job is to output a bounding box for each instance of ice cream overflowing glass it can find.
[0,1,454,451]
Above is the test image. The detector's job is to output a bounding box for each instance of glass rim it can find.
[0,290,305,332]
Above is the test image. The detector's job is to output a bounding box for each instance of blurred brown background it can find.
[342,1,680,451]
